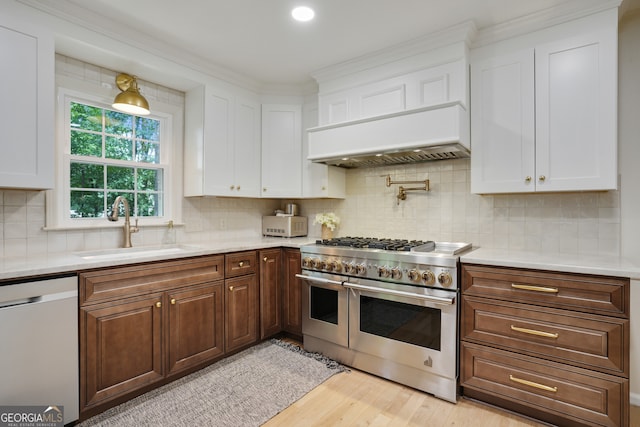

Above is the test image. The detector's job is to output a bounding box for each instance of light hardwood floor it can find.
[265,367,640,427]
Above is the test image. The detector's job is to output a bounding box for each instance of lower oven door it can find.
[344,278,458,380]
[297,272,348,347]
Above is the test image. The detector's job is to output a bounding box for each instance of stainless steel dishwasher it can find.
[0,275,79,424]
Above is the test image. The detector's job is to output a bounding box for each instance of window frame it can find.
[47,78,182,230]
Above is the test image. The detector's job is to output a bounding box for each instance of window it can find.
[48,83,180,230]
[69,102,164,219]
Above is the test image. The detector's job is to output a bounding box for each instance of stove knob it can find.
[324,260,334,272]
[438,272,453,287]
[302,257,312,268]
[408,269,421,282]
[378,266,390,278]
[422,270,435,285]
[311,258,325,269]
[356,263,367,275]
[391,267,402,280]
[344,262,355,274]
[329,260,342,273]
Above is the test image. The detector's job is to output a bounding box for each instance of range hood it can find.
[307,102,469,168]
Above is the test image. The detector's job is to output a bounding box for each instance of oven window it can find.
[310,286,339,325]
[359,296,441,351]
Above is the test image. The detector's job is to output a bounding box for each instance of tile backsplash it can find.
[0,55,620,259]
[302,160,621,257]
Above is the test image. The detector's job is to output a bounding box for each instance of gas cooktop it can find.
[315,237,434,252]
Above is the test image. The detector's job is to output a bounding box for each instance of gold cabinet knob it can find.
[263,256,268,262]
[321,186,326,191]
[230,185,235,190]
[539,175,546,182]
[263,187,267,192]
[239,261,244,267]
[229,286,234,291]
[155,301,162,308]
[170,298,176,305]
[237,185,240,191]
[525,176,532,183]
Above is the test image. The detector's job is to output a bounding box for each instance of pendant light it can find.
[112,73,150,115]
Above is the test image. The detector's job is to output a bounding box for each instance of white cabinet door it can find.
[535,29,617,192]
[471,9,618,194]
[0,16,54,189]
[184,86,261,197]
[302,106,345,199]
[261,104,302,198]
[470,49,535,194]
[233,96,261,197]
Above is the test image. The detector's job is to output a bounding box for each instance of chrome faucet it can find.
[107,196,139,248]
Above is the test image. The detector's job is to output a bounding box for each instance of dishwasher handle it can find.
[0,290,77,310]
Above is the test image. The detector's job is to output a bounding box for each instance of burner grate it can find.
[315,236,435,252]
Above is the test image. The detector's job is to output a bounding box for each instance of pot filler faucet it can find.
[107,196,139,248]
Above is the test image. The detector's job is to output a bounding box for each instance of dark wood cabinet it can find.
[259,249,282,339]
[225,274,258,352]
[224,250,259,353]
[167,283,225,376]
[282,248,302,336]
[79,256,225,419]
[81,293,163,411]
[460,264,630,427]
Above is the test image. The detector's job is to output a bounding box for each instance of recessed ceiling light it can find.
[291,6,315,22]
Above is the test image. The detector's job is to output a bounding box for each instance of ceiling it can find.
[25,0,633,89]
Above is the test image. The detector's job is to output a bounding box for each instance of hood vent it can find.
[307,102,470,168]
[319,143,469,169]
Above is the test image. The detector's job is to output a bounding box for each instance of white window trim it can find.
[46,75,183,230]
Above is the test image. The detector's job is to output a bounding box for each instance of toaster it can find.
[262,216,308,237]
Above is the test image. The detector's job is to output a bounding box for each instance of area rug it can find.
[79,339,347,427]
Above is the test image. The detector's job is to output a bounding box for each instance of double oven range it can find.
[296,237,472,403]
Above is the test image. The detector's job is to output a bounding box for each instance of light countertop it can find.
[2,239,639,283]
[461,247,640,280]
[0,237,316,282]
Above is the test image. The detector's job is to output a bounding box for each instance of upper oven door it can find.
[297,272,348,347]
[344,277,458,380]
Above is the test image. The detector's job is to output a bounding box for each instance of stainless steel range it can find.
[296,237,472,403]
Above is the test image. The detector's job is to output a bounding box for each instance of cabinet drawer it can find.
[225,251,257,278]
[80,255,224,305]
[462,296,628,376]
[461,264,629,317]
[461,342,629,427]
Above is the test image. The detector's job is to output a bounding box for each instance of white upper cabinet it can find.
[470,8,618,194]
[301,105,345,199]
[261,104,302,198]
[0,15,54,189]
[184,85,261,197]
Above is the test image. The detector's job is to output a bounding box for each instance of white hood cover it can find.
[307,102,469,168]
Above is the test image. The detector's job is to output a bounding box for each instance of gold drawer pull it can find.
[511,283,559,293]
[170,298,176,305]
[511,325,559,339]
[238,261,244,267]
[229,286,234,291]
[509,375,557,393]
[263,256,268,262]
[155,301,162,308]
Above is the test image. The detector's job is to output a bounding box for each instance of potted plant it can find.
[314,212,340,239]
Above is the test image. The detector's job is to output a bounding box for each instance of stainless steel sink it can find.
[75,244,199,261]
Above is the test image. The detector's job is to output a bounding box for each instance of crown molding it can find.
[311,20,477,85]
[472,0,622,48]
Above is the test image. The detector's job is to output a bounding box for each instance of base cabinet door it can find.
[225,275,258,352]
[259,249,282,339]
[81,294,163,411]
[167,283,224,376]
[282,249,302,336]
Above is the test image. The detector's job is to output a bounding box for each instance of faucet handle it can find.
[131,218,140,233]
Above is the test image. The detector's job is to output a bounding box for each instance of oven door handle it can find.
[343,282,455,305]
[295,274,344,287]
